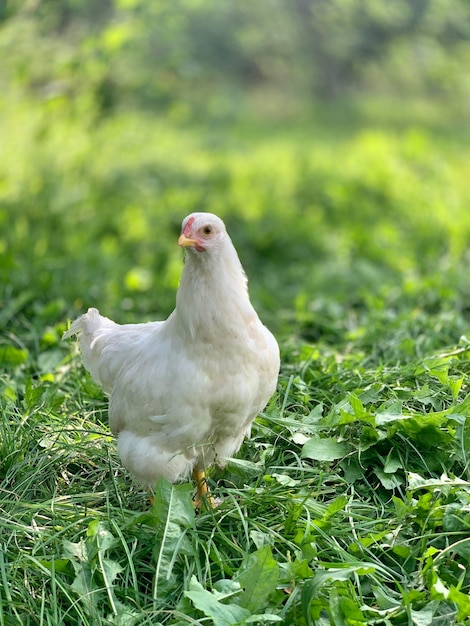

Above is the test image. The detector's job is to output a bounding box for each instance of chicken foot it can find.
[146,469,215,509]
[192,467,216,509]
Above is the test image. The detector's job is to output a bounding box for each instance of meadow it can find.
[1,101,470,625]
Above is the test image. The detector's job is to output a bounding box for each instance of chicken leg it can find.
[192,467,215,508]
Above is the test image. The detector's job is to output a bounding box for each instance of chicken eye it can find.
[202,225,212,236]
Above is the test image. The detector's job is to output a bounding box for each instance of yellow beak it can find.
[178,233,198,248]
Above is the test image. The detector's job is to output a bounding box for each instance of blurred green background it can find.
[3,5,470,622]
[1,0,470,360]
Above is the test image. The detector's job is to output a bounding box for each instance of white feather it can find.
[64,212,280,488]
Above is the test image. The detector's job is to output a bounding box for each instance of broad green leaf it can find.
[0,345,28,366]
[446,538,470,560]
[443,503,470,533]
[87,520,117,553]
[375,467,402,490]
[63,539,88,562]
[340,458,363,483]
[356,530,390,549]
[101,558,124,586]
[101,556,125,617]
[152,477,195,527]
[185,576,250,626]
[1,381,17,403]
[392,495,411,520]
[448,586,470,622]
[246,614,283,623]
[408,473,470,490]
[24,378,44,410]
[330,588,365,624]
[213,579,244,596]
[409,605,436,626]
[323,495,348,519]
[70,562,101,611]
[227,457,262,477]
[375,412,408,426]
[106,601,140,626]
[432,577,470,622]
[301,436,350,461]
[432,576,449,599]
[249,530,273,549]
[153,479,195,602]
[383,452,403,474]
[372,584,402,610]
[152,520,194,599]
[348,393,374,423]
[308,564,377,595]
[452,392,470,414]
[236,545,279,612]
[270,472,299,486]
[392,545,411,559]
[416,356,451,377]
[38,558,70,573]
[448,376,463,400]
[396,415,452,445]
[278,558,313,582]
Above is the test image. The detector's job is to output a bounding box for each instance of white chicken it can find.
[64,212,280,505]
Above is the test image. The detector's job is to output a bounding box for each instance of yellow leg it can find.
[147,487,155,506]
[192,467,215,508]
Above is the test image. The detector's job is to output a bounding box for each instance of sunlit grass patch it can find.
[1,317,469,623]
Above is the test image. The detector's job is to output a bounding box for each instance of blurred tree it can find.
[0,0,469,117]
[292,0,470,99]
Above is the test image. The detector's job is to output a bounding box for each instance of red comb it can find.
[183,216,195,236]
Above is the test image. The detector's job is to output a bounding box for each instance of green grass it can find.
[1,104,470,624]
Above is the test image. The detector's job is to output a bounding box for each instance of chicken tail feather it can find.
[63,307,118,390]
